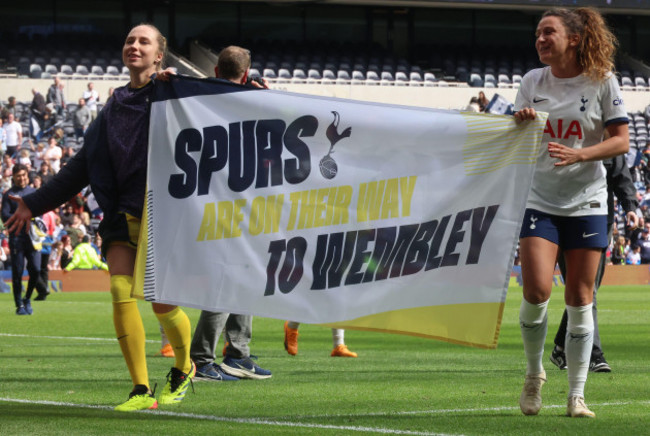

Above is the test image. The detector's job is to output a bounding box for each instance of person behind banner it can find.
[283,322,358,358]
[513,7,629,418]
[190,45,271,382]
[5,23,195,412]
[550,154,638,374]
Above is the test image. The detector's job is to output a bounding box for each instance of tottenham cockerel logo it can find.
[319,111,352,179]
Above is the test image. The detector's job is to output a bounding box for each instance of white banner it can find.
[135,76,546,348]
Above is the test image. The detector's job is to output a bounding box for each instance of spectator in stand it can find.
[477,91,489,112]
[633,227,650,263]
[610,235,626,265]
[0,235,8,270]
[73,98,91,140]
[31,175,42,189]
[0,167,12,193]
[59,234,73,269]
[51,214,64,240]
[82,82,100,121]
[60,146,76,167]
[2,96,17,122]
[37,161,54,185]
[48,240,63,270]
[1,164,49,315]
[0,118,6,157]
[464,97,481,112]
[626,245,641,264]
[32,142,46,170]
[59,203,75,227]
[64,234,108,271]
[65,213,87,247]
[4,113,22,158]
[630,218,647,245]
[43,137,62,173]
[47,76,65,117]
[30,88,47,140]
[2,154,14,172]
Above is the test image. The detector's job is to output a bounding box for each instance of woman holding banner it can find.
[5,24,194,412]
[513,7,628,418]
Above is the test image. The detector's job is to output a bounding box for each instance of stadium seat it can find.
[484,73,497,87]
[351,70,365,85]
[336,70,351,84]
[29,64,43,78]
[365,71,380,86]
[106,65,120,76]
[75,65,89,77]
[621,76,634,90]
[277,68,291,83]
[60,64,74,76]
[635,76,647,89]
[45,64,58,75]
[263,68,277,79]
[291,69,306,83]
[91,65,105,76]
[395,71,408,86]
[380,71,394,85]
[423,72,437,87]
[306,69,321,83]
[498,74,511,84]
[469,73,483,88]
[322,69,336,84]
[409,72,423,86]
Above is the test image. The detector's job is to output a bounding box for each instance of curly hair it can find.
[542,7,617,82]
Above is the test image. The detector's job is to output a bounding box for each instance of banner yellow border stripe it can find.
[322,301,505,349]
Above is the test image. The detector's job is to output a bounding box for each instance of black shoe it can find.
[589,355,612,373]
[550,345,567,370]
[34,291,50,301]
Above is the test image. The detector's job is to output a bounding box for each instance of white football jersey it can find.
[515,67,628,216]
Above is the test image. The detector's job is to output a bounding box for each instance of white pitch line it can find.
[0,332,158,344]
[293,400,650,419]
[0,397,460,436]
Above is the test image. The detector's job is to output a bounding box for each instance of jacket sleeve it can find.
[64,247,82,271]
[1,191,11,223]
[609,155,638,213]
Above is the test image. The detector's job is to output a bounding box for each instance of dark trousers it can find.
[10,238,47,307]
[190,311,252,366]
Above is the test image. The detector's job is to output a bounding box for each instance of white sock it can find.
[332,329,344,348]
[520,298,549,375]
[566,304,594,398]
[287,321,300,329]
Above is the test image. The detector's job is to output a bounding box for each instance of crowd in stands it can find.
[0,81,104,273]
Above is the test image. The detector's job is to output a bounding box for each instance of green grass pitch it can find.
[1,284,649,435]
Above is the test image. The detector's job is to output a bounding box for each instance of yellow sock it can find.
[111,275,149,389]
[155,307,192,373]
